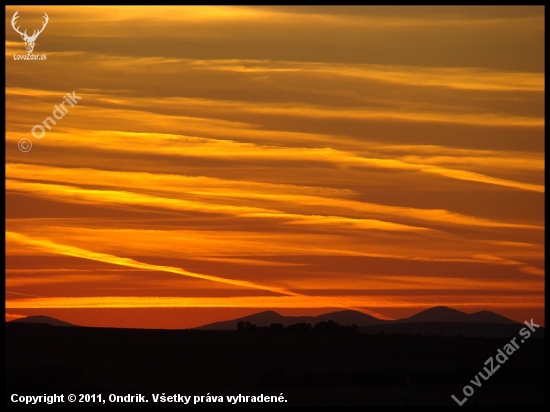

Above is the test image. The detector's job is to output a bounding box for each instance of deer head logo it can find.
[11,11,49,54]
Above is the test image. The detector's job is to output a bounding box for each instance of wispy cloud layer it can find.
[5,5,544,327]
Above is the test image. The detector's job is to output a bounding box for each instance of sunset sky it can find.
[5,6,544,328]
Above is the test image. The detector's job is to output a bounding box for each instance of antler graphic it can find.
[28,13,49,41]
[11,11,28,39]
[11,11,49,53]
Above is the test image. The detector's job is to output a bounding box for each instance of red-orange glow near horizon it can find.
[5,6,544,328]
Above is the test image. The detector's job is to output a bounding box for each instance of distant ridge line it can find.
[9,315,75,327]
[196,306,520,330]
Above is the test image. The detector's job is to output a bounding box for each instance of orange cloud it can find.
[6,231,298,296]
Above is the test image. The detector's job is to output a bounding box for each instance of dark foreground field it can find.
[5,323,544,406]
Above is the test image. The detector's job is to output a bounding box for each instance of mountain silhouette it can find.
[314,310,383,325]
[196,309,384,330]
[196,306,519,330]
[400,306,518,324]
[468,310,520,324]
[10,315,75,327]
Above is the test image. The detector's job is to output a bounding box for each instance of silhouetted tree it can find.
[285,323,312,333]
[268,323,285,332]
[237,321,257,332]
[312,320,359,335]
